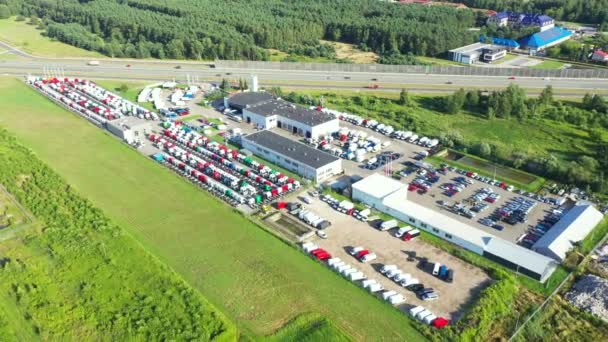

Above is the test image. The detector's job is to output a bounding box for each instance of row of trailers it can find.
[27,77,158,127]
[149,122,301,207]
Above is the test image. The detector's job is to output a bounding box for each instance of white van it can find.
[432,263,441,276]
[382,290,398,301]
[409,306,425,318]
[380,264,397,274]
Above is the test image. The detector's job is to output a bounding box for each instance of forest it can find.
[443,0,608,27]
[2,0,476,61]
[0,129,235,340]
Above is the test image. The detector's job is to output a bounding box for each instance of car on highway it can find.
[126,64,131,68]
[446,81,453,84]
[508,76,516,80]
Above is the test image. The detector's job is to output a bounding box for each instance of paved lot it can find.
[396,168,557,244]
[293,194,492,321]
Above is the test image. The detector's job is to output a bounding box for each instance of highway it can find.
[1,41,607,95]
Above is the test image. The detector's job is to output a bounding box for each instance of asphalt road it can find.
[1,41,607,95]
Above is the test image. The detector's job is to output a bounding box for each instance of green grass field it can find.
[0,77,425,340]
[0,129,237,341]
[0,17,104,58]
[292,89,597,164]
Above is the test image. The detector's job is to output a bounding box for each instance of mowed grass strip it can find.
[0,78,425,340]
[0,17,104,58]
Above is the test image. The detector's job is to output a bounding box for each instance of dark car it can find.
[416,288,435,297]
[407,283,424,292]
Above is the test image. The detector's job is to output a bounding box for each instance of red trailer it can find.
[432,317,449,329]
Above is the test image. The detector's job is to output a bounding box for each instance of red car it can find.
[508,76,516,80]
[355,250,370,259]
[316,252,332,261]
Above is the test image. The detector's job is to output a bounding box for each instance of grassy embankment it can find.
[0,77,426,340]
[0,17,104,58]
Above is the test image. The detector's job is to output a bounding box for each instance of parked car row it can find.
[349,246,377,263]
[429,261,454,283]
[302,242,332,261]
[409,306,449,329]
[292,208,331,230]
[518,209,562,248]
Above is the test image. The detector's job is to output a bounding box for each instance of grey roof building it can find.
[227,91,274,111]
[246,99,335,126]
[533,203,604,261]
[241,130,342,182]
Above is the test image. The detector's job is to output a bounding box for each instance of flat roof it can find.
[228,91,274,108]
[383,188,490,249]
[246,99,336,126]
[243,130,339,169]
[107,116,149,131]
[533,203,604,260]
[485,237,556,276]
[352,173,406,201]
[449,42,490,54]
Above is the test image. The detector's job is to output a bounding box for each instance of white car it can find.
[393,273,411,283]
[349,246,364,256]
[309,190,319,197]
[380,264,397,274]
[386,268,403,279]
[316,230,327,239]
[394,226,412,238]
[360,253,377,263]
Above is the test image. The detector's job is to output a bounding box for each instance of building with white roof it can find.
[352,173,559,282]
[533,203,604,261]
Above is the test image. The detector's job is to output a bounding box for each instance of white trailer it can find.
[381,290,398,301]
[361,279,377,289]
[388,294,406,305]
[423,314,438,325]
[348,272,367,281]
[327,258,342,267]
[368,283,384,293]
[409,306,425,318]
[417,310,434,321]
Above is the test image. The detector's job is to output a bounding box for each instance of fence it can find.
[216,60,608,79]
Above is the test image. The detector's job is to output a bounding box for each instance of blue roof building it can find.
[488,11,555,31]
[491,37,520,49]
[519,26,572,52]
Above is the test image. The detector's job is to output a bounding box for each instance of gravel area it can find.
[565,274,608,323]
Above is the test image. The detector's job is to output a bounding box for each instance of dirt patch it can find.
[320,40,379,64]
[291,192,492,321]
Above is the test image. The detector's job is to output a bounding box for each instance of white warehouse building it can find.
[241,130,342,182]
[352,174,558,282]
[533,203,604,261]
[226,92,339,139]
[243,99,338,139]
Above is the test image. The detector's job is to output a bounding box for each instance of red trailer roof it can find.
[432,317,449,329]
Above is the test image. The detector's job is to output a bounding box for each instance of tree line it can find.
[9,0,477,61]
[442,0,608,27]
[440,85,607,193]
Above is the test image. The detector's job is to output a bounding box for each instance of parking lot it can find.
[396,166,559,245]
[291,193,492,321]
